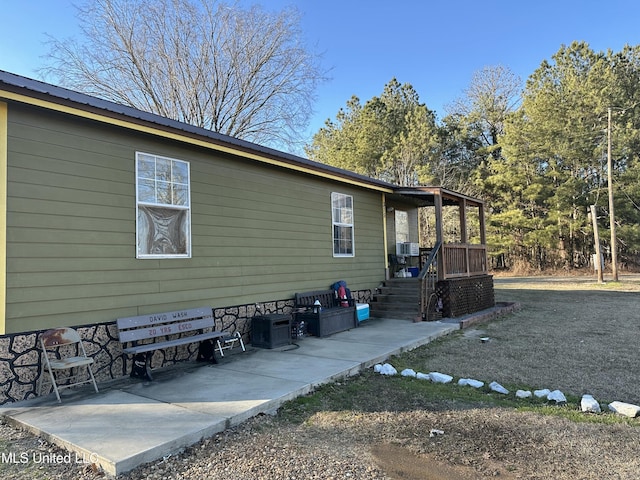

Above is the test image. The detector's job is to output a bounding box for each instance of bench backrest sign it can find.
[117,307,214,343]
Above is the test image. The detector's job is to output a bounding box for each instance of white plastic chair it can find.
[37,327,99,403]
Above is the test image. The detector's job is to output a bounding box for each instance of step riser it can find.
[370,305,420,313]
[370,310,421,319]
[381,283,420,290]
[370,304,419,312]
[372,278,423,319]
[376,288,420,296]
[373,296,419,304]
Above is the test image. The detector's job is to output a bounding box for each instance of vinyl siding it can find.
[0,102,7,334]
[4,103,385,333]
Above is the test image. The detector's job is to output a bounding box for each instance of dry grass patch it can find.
[420,275,640,404]
[270,275,640,479]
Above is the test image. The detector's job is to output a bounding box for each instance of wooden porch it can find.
[422,243,489,279]
[377,187,494,320]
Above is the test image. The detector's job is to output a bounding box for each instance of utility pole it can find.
[590,205,604,283]
[607,107,619,281]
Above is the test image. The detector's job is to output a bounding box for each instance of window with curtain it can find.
[136,152,191,258]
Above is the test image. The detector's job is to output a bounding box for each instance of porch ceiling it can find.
[389,186,484,208]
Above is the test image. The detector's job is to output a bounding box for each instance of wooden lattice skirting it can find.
[437,275,495,318]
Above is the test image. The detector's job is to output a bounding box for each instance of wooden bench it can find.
[117,307,244,380]
[294,290,356,337]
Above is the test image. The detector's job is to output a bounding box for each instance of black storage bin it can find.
[251,314,292,349]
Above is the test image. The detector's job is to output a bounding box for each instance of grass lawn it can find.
[270,274,640,479]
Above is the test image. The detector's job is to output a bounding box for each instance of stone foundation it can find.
[0,291,371,405]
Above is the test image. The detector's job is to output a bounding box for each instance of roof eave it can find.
[0,70,396,193]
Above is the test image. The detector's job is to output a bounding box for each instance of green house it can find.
[0,71,492,403]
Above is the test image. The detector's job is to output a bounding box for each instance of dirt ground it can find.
[2,274,640,479]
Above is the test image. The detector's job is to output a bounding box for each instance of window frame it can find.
[135,152,192,259]
[331,192,355,257]
[395,210,409,244]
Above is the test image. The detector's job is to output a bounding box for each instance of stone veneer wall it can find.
[0,290,372,405]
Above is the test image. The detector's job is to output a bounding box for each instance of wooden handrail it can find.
[418,241,441,320]
[418,241,441,279]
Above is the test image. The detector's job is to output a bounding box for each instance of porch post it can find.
[479,202,488,273]
[382,194,390,280]
[459,198,469,276]
[459,198,467,244]
[478,202,486,245]
[434,190,444,281]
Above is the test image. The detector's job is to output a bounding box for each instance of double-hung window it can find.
[331,192,354,257]
[136,152,191,258]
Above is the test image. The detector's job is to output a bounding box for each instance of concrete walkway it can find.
[0,317,461,476]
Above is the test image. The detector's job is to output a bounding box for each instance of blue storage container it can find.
[356,303,369,322]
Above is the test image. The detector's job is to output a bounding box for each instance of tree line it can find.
[306,42,640,273]
[42,2,640,272]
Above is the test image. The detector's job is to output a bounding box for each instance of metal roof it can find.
[0,70,486,206]
[392,186,485,207]
[0,70,396,192]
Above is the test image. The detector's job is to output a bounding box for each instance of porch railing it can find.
[417,241,441,321]
[442,244,487,279]
[416,242,488,320]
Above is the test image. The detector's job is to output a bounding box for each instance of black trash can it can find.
[251,314,292,348]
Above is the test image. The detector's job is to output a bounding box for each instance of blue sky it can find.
[2,0,640,146]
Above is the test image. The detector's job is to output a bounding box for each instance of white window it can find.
[331,192,354,257]
[136,152,191,258]
[395,210,409,244]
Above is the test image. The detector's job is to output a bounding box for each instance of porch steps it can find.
[370,278,421,320]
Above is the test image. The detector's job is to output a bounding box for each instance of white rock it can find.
[401,368,417,377]
[581,394,601,413]
[416,372,431,381]
[458,378,484,389]
[547,390,567,404]
[379,363,397,376]
[429,372,453,384]
[608,401,640,418]
[534,389,551,398]
[489,381,509,394]
[516,390,532,399]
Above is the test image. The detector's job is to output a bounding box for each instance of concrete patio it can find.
[0,315,480,476]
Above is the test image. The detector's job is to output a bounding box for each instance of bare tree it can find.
[446,65,522,159]
[41,0,326,149]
